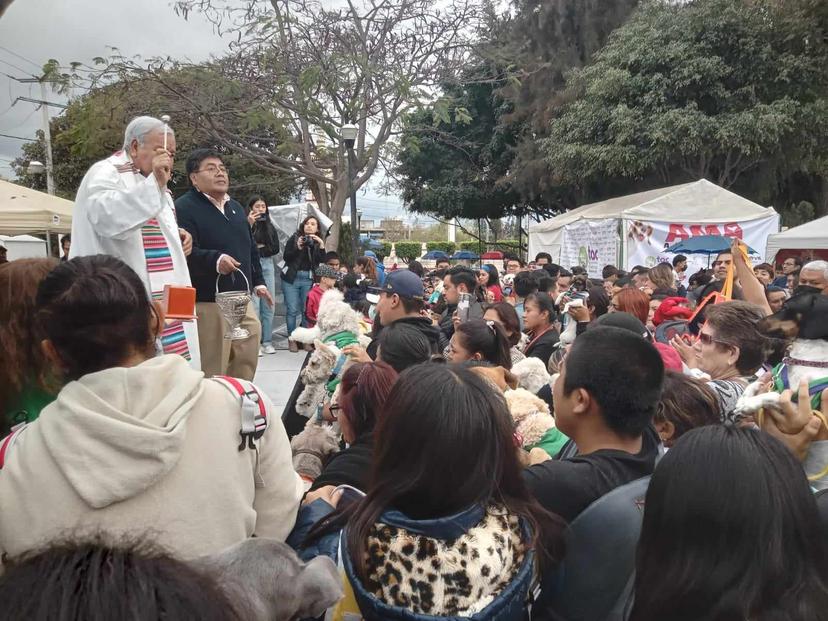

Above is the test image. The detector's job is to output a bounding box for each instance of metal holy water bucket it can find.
[215,270,252,340]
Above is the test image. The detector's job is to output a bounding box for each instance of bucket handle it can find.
[216,268,251,294]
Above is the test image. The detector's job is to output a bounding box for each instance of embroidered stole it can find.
[115,154,191,361]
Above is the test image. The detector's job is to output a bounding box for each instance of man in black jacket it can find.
[176,148,273,380]
[438,266,483,344]
[364,269,443,357]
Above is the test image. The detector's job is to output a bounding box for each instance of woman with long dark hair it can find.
[631,425,828,621]
[246,196,280,355]
[296,364,565,619]
[447,319,513,369]
[478,264,503,302]
[484,302,526,365]
[522,293,560,367]
[282,215,326,352]
[310,361,398,493]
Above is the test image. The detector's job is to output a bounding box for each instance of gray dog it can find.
[195,538,344,620]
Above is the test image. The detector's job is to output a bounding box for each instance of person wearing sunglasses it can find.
[670,301,768,422]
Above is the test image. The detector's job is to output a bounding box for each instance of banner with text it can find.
[560,218,620,278]
[624,215,780,281]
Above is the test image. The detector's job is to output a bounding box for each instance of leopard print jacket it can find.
[362,505,526,616]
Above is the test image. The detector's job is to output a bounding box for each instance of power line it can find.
[0,132,34,141]
[0,46,41,70]
[0,56,34,77]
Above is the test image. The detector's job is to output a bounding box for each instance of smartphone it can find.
[457,292,472,323]
[335,484,365,507]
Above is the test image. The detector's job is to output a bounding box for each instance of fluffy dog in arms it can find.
[291,289,370,418]
[735,292,828,416]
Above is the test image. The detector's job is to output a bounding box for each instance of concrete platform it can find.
[253,348,306,412]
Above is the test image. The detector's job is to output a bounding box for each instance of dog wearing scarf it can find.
[291,288,370,419]
[735,292,828,416]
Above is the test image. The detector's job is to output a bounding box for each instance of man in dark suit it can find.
[176,148,273,380]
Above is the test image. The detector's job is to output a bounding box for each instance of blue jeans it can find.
[255,256,277,344]
[282,270,313,336]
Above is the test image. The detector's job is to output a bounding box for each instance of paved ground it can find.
[253,348,305,412]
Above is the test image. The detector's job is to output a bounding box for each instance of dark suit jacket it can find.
[175,189,264,302]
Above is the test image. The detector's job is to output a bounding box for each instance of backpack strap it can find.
[0,424,28,470]
[211,376,269,452]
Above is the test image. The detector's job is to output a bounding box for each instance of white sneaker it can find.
[258,346,264,357]
[262,343,277,355]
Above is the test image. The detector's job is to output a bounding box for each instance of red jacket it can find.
[305,284,325,327]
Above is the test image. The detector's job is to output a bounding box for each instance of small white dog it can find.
[512,357,552,394]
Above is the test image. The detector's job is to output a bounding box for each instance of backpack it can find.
[0,377,269,470]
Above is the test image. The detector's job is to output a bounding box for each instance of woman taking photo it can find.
[310,361,398,493]
[282,215,326,352]
[478,264,504,302]
[247,197,280,355]
[298,364,565,620]
[483,302,526,365]
[522,293,561,367]
[631,425,828,621]
[447,319,513,369]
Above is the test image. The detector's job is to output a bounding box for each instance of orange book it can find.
[163,285,196,320]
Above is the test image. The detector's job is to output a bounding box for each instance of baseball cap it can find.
[593,312,649,339]
[315,263,339,280]
[366,269,424,304]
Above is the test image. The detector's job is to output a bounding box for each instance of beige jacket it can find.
[0,355,304,562]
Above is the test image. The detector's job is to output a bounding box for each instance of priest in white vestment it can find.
[70,116,201,370]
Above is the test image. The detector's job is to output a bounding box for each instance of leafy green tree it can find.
[71,0,483,249]
[11,74,298,203]
[542,0,828,214]
[393,241,423,263]
[426,241,456,254]
[498,0,641,208]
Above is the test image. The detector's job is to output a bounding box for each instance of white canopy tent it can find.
[765,214,828,262]
[0,234,48,260]
[528,180,779,275]
[0,180,73,235]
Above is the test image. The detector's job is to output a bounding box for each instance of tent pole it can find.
[46,230,52,257]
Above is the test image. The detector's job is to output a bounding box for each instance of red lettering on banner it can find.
[723,222,743,239]
[665,224,689,243]
[665,222,743,243]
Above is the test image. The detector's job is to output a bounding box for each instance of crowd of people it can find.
[1,114,828,620]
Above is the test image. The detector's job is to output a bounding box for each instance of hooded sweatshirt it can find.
[365,315,444,359]
[0,355,303,562]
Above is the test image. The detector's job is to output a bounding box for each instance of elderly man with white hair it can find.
[70,116,201,369]
[799,260,828,295]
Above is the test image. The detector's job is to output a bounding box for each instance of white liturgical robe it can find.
[70,151,201,370]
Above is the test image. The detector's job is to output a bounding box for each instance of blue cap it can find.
[363,250,378,260]
[367,270,424,300]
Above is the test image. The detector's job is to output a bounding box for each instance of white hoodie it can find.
[0,355,303,562]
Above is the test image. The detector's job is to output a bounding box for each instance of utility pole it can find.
[38,81,55,194]
[11,79,68,196]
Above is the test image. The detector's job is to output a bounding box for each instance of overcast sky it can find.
[0,0,406,220]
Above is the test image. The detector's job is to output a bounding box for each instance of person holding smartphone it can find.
[247,197,280,355]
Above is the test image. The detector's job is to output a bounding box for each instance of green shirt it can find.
[4,382,54,431]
